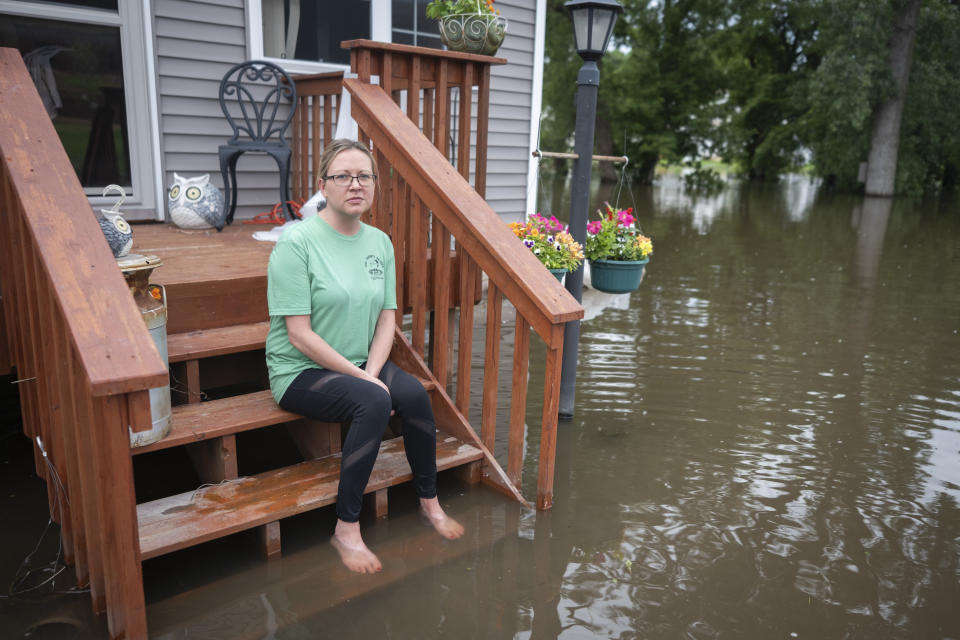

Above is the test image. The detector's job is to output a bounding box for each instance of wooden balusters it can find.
[290,72,343,201]
[481,284,503,458]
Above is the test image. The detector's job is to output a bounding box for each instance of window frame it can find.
[0,0,163,217]
[245,0,392,75]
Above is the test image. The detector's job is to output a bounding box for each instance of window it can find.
[0,0,161,215]
[262,0,371,65]
[391,0,442,48]
[248,0,444,74]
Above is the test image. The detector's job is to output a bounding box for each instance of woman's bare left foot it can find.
[332,519,382,573]
[420,497,464,540]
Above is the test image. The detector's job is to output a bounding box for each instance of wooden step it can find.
[132,390,298,455]
[167,321,270,363]
[137,435,482,560]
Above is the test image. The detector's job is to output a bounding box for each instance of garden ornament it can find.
[167,173,226,231]
[97,184,133,258]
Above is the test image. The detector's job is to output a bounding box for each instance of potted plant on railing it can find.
[509,213,583,282]
[426,0,508,56]
[585,203,653,294]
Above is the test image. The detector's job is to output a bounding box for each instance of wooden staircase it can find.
[133,315,492,561]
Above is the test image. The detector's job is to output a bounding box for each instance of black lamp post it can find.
[559,0,623,420]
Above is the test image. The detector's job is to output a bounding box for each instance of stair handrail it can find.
[0,47,166,639]
[344,79,583,343]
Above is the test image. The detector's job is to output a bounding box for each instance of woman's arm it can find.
[285,315,388,393]
[363,309,395,378]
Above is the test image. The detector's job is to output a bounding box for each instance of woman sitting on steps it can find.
[265,139,463,574]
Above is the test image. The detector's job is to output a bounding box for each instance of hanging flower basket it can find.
[589,258,649,294]
[584,203,653,294]
[439,14,508,56]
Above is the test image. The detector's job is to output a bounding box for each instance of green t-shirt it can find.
[265,215,397,403]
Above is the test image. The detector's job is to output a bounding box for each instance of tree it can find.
[864,0,922,196]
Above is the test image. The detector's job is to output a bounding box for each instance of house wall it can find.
[487,0,538,224]
[151,0,539,222]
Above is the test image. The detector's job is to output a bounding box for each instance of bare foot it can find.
[331,519,382,574]
[420,497,464,540]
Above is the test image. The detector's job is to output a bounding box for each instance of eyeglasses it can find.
[322,173,377,187]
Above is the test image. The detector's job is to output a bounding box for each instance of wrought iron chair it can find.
[218,60,297,225]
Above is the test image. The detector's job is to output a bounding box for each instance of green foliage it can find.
[584,204,653,262]
[425,0,497,19]
[539,0,960,195]
[683,161,727,192]
[509,214,584,271]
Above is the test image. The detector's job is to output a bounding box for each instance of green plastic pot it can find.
[548,268,567,283]
[588,258,649,294]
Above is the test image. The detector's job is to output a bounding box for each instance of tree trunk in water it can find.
[865,0,921,197]
[595,113,619,184]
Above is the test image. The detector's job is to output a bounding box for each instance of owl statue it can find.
[97,184,133,258]
[167,173,226,231]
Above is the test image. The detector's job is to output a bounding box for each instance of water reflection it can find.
[4,176,960,638]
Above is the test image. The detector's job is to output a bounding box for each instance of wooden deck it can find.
[130,222,275,333]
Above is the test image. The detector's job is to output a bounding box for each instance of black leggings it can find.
[279,361,438,522]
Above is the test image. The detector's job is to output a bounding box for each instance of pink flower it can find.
[587,220,602,235]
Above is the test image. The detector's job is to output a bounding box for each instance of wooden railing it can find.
[290,71,344,201]
[0,48,167,639]
[337,43,584,510]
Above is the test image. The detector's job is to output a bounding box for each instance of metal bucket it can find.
[118,254,172,447]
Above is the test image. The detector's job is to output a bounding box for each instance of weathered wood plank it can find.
[537,329,564,510]
[132,390,299,455]
[508,315,530,488]
[167,321,270,363]
[137,435,482,560]
[480,283,502,461]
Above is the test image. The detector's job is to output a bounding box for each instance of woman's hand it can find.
[362,369,390,396]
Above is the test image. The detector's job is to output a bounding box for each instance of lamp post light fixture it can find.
[559,0,623,420]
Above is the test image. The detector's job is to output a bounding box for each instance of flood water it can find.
[2,175,959,639]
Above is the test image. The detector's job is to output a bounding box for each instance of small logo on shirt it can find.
[365,255,385,280]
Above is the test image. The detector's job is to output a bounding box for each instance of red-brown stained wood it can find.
[344,79,584,342]
[90,394,148,638]
[39,285,73,560]
[481,283,502,457]
[0,50,169,396]
[259,521,282,559]
[537,329,564,510]
[311,97,321,189]
[55,329,87,582]
[432,220,452,386]
[455,253,475,413]
[184,358,201,405]
[132,390,299,455]
[434,59,449,158]
[186,435,238,485]
[508,315,530,488]
[24,242,56,510]
[167,321,270,363]
[458,64,473,180]
[410,198,428,356]
[286,418,342,459]
[366,488,389,519]
[137,435,482,560]
[475,65,491,198]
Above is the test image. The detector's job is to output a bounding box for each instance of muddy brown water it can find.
[1,176,958,639]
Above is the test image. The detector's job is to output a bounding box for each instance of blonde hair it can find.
[316,139,377,188]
